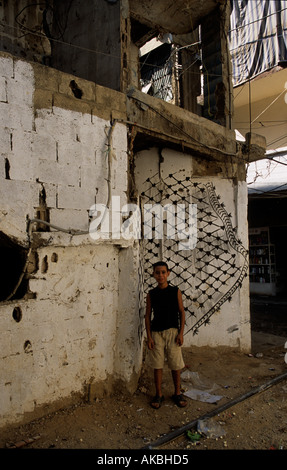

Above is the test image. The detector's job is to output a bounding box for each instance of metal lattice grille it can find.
[138,171,248,336]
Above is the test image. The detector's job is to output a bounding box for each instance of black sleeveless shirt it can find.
[149,284,179,332]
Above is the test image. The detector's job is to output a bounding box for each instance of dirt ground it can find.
[1,329,287,454]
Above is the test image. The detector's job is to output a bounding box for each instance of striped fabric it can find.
[229,0,287,86]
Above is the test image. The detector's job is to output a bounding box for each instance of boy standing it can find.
[145,261,187,409]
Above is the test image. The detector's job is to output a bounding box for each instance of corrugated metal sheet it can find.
[229,0,287,86]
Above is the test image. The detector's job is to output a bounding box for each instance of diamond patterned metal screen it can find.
[138,171,248,339]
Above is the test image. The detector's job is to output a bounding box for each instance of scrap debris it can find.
[6,435,41,449]
[181,370,224,404]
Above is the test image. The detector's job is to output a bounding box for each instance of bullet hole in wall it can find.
[12,306,22,322]
[24,340,33,354]
[5,158,10,179]
[41,255,48,273]
[51,252,58,262]
[0,231,29,301]
[69,80,83,99]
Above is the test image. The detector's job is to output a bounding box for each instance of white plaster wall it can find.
[0,54,142,427]
[135,147,251,351]
[0,54,128,242]
[0,244,118,422]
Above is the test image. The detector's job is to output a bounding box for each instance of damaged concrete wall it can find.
[50,0,123,91]
[0,52,142,427]
[0,1,51,64]
[0,1,261,430]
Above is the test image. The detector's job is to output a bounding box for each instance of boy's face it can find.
[153,265,170,287]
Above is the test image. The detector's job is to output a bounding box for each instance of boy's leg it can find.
[150,369,164,409]
[171,369,181,395]
[164,329,186,406]
[171,370,187,407]
[154,368,163,397]
[148,331,165,408]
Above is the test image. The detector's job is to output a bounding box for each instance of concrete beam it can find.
[126,86,238,161]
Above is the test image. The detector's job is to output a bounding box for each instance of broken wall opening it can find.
[0,232,29,301]
[137,24,202,114]
[133,4,231,127]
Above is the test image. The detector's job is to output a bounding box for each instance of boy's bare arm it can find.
[145,293,154,349]
[176,289,185,346]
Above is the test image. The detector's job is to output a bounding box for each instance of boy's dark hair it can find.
[153,261,170,271]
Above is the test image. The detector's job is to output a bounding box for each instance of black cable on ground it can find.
[142,371,287,449]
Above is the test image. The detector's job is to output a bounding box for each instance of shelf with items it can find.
[248,227,276,296]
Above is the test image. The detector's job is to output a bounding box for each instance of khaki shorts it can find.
[147,328,185,371]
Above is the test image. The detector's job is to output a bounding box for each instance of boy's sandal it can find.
[172,394,187,408]
[150,395,164,409]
